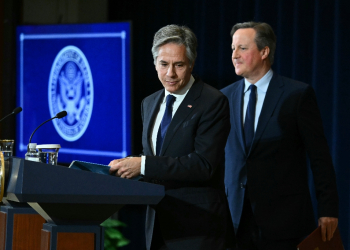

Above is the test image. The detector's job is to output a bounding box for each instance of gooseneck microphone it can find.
[0,107,23,122]
[55,111,68,119]
[28,111,67,148]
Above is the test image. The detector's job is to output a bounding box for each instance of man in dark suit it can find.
[221,21,339,250]
[109,24,231,250]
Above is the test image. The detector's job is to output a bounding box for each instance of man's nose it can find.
[232,50,239,59]
[166,66,176,77]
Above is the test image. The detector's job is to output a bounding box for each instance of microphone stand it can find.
[0,107,22,122]
[27,111,67,152]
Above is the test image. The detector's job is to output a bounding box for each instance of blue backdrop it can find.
[16,22,131,164]
[108,0,350,249]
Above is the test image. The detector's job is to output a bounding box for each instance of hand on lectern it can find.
[108,157,141,179]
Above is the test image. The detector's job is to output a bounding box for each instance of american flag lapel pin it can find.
[187,105,192,108]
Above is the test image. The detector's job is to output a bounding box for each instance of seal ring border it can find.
[48,45,94,142]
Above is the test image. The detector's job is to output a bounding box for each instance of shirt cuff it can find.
[141,155,146,175]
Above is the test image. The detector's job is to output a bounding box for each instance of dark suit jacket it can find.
[141,78,231,250]
[221,73,338,240]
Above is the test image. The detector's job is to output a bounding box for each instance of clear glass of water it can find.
[37,144,61,165]
[0,140,14,158]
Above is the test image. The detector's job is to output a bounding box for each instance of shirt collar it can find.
[244,69,273,93]
[163,75,195,102]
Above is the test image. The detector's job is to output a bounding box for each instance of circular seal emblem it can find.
[48,45,94,142]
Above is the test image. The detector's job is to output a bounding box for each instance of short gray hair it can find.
[152,24,197,67]
[231,21,276,65]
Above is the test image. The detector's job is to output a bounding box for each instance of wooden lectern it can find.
[0,157,164,250]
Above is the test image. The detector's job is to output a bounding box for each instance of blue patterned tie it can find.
[244,85,257,153]
[156,95,176,155]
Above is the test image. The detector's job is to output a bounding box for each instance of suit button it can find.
[240,183,246,189]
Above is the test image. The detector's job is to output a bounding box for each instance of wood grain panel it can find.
[12,214,45,250]
[0,212,7,250]
[57,232,95,250]
[40,230,50,250]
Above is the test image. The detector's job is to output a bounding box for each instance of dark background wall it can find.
[1,0,349,249]
[109,1,350,249]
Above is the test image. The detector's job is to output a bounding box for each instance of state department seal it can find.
[48,45,94,141]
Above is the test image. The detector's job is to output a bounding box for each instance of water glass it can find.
[0,140,14,158]
[37,144,61,165]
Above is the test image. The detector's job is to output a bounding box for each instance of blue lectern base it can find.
[0,204,45,250]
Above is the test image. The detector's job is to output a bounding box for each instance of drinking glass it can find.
[0,140,14,158]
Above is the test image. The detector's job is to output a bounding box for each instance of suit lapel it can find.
[159,79,202,155]
[250,73,284,153]
[144,90,164,154]
[231,80,246,154]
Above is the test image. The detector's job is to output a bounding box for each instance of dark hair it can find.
[152,24,197,67]
[231,21,276,65]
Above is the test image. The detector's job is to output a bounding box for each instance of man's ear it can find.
[261,46,270,60]
[154,57,158,70]
[190,60,195,71]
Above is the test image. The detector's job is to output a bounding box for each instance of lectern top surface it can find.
[5,157,164,205]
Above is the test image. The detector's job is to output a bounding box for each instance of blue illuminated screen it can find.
[16,22,131,164]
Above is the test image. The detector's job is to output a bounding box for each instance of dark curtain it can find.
[109,0,350,249]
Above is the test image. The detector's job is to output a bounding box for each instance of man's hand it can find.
[318,217,338,242]
[108,157,141,179]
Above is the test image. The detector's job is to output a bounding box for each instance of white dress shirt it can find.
[243,69,273,130]
[140,75,195,175]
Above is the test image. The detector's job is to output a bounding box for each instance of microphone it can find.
[55,110,67,119]
[28,111,67,148]
[0,107,23,122]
